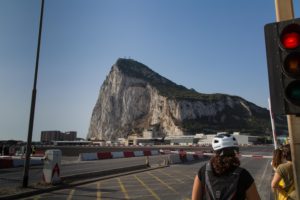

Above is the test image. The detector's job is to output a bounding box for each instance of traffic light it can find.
[265,18,300,114]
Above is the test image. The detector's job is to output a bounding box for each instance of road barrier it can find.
[1,149,271,168]
[240,154,272,159]
[78,150,160,161]
[0,156,44,169]
[165,150,208,164]
[97,152,112,159]
[159,149,272,163]
[0,157,13,168]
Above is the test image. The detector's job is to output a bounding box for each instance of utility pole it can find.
[268,98,278,149]
[275,1,300,199]
[22,0,44,187]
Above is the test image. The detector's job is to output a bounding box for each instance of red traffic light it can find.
[265,19,300,114]
[281,32,300,49]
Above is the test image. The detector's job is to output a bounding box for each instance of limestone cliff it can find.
[87,58,270,140]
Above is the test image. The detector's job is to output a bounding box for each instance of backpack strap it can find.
[205,163,216,200]
[223,167,242,199]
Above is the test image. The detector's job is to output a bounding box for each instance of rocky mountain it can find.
[87,58,271,141]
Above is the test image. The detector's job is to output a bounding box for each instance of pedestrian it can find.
[271,147,286,200]
[192,133,260,200]
[271,144,296,200]
[272,147,283,171]
[31,145,36,155]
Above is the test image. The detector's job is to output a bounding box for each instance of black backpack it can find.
[204,163,242,200]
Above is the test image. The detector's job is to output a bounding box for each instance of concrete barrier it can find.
[159,149,272,160]
[133,151,144,157]
[151,150,159,155]
[78,152,98,161]
[143,150,152,156]
[0,158,13,168]
[97,152,112,159]
[0,156,43,168]
[123,151,135,158]
[111,151,124,158]
[169,154,181,164]
[79,150,161,161]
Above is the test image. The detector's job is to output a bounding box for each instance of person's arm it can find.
[192,175,202,200]
[245,182,261,200]
[271,172,285,193]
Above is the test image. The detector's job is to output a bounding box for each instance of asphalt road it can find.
[0,146,275,199]
[21,156,274,200]
[0,155,169,189]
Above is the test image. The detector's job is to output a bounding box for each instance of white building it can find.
[197,132,259,146]
[122,132,260,146]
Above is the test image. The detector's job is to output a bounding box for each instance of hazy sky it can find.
[1,0,298,141]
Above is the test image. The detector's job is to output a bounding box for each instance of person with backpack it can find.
[271,144,296,200]
[192,133,261,200]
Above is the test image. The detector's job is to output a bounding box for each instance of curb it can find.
[0,164,168,200]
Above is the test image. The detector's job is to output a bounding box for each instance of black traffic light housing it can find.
[265,18,300,115]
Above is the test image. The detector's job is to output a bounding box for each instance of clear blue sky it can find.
[1,0,298,141]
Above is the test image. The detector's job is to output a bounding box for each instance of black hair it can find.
[272,148,283,169]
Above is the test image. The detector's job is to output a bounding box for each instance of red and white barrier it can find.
[240,154,272,159]
[159,149,272,162]
[0,156,44,169]
[79,150,160,161]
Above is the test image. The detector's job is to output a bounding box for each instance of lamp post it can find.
[22,0,44,187]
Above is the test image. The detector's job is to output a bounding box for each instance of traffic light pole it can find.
[287,115,300,198]
[275,1,300,199]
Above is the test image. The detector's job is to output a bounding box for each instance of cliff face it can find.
[87,58,270,140]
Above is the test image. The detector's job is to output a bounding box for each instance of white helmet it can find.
[212,133,238,151]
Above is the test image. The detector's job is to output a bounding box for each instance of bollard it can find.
[42,149,61,185]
